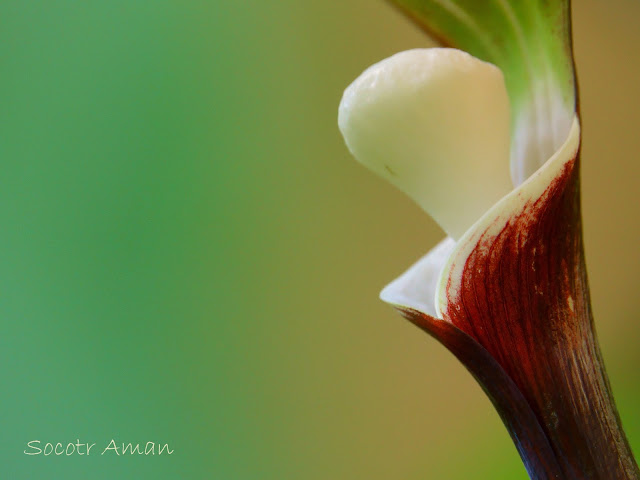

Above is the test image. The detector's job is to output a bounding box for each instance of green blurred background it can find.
[1,1,638,478]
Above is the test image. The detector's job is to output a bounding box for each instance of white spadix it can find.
[338,48,514,240]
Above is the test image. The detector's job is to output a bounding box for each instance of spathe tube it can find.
[382,118,639,478]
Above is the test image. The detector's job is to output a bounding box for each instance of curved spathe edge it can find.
[436,115,581,318]
[398,307,564,480]
[380,237,456,318]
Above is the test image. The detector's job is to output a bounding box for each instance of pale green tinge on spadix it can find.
[338,48,513,241]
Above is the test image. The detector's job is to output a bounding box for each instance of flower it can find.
[338,1,639,478]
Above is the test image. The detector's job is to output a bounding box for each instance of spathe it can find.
[337,1,639,476]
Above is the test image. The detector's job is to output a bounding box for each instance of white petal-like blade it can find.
[338,48,513,240]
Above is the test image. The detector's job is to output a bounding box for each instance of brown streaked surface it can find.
[442,149,638,478]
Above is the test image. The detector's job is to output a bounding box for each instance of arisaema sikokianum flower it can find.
[338,1,639,479]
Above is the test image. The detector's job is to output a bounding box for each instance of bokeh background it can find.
[1,1,639,478]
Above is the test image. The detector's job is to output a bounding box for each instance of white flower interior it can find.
[379,237,456,317]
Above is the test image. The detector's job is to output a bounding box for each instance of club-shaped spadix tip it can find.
[338,48,514,240]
